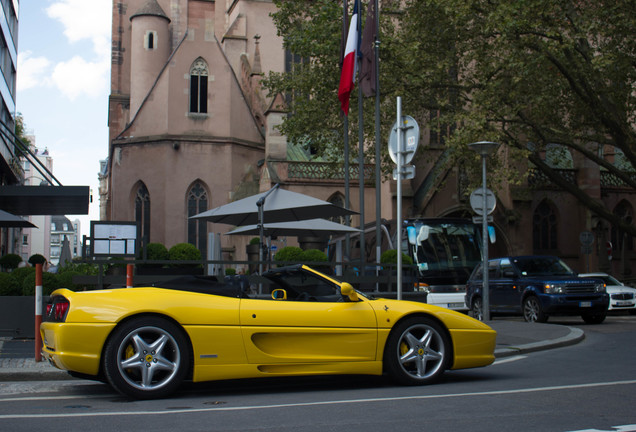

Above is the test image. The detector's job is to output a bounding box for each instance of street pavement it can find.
[0,319,584,382]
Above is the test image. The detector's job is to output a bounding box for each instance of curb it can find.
[494,326,585,358]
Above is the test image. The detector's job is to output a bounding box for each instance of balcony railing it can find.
[276,161,376,184]
[527,168,577,190]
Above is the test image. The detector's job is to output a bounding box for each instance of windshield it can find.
[513,256,574,276]
[406,221,482,283]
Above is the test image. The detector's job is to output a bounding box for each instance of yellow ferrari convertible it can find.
[41,265,496,399]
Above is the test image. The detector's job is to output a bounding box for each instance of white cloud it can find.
[52,56,109,100]
[45,0,111,100]
[17,50,52,91]
[46,0,111,54]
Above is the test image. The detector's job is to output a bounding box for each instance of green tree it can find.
[264,0,636,234]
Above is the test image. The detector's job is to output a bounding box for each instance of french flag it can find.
[338,0,360,115]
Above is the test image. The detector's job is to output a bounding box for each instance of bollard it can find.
[34,263,43,362]
[126,264,134,288]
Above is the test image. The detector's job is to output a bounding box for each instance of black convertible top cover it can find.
[149,275,250,298]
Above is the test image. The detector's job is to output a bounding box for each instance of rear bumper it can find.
[40,322,115,376]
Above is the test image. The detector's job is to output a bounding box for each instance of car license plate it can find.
[447,303,464,309]
[579,301,592,307]
[615,300,633,306]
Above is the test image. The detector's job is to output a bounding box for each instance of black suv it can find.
[465,256,609,323]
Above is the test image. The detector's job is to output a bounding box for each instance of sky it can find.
[16,0,112,233]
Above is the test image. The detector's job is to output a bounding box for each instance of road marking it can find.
[1,379,636,419]
[493,355,526,365]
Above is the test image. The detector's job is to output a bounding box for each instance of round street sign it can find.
[388,115,419,164]
[470,188,496,216]
[579,231,594,246]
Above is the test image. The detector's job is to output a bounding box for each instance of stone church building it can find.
[103,0,635,278]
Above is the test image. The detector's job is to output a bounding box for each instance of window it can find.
[22,235,28,246]
[135,183,151,245]
[328,193,346,225]
[189,58,208,114]
[145,31,156,50]
[187,181,208,257]
[533,200,558,251]
[611,200,634,255]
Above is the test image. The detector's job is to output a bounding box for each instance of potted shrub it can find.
[273,246,304,266]
[0,254,22,271]
[168,243,203,274]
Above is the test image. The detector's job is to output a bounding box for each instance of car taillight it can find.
[45,297,70,322]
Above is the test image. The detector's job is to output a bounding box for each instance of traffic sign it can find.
[470,188,496,216]
[392,165,416,180]
[388,116,419,164]
[579,231,594,246]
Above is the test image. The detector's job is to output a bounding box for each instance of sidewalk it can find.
[0,319,585,381]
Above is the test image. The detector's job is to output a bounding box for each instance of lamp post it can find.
[468,141,500,321]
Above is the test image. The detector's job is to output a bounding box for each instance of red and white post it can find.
[126,264,134,288]
[34,263,43,362]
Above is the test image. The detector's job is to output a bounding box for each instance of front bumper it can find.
[539,293,609,315]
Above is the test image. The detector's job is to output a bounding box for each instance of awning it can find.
[0,185,90,215]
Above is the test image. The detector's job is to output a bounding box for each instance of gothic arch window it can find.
[187,181,208,257]
[533,200,558,252]
[135,182,151,246]
[611,200,634,254]
[189,58,208,114]
[328,192,346,225]
[145,31,157,50]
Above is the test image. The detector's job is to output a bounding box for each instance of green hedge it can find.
[0,273,20,295]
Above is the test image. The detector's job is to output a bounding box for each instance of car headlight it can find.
[544,284,565,294]
[595,283,606,293]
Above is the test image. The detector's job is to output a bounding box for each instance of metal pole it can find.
[357,2,365,273]
[481,154,490,321]
[34,263,43,362]
[373,0,381,289]
[396,97,403,301]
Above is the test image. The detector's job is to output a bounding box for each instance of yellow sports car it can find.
[41,264,496,399]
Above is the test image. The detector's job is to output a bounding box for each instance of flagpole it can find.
[341,0,351,259]
[357,1,365,273]
[373,0,381,280]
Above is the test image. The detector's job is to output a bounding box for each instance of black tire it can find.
[384,316,451,386]
[581,311,607,324]
[523,296,548,323]
[103,316,190,399]
[471,297,483,321]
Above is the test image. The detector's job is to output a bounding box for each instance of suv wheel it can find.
[471,298,483,321]
[523,296,548,323]
[581,311,607,324]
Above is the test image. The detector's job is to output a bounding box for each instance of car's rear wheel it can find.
[103,316,190,399]
[384,317,451,385]
[471,297,483,321]
[581,311,607,324]
[523,296,548,323]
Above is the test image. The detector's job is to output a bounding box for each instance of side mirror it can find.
[271,289,287,300]
[340,282,359,302]
[417,226,430,243]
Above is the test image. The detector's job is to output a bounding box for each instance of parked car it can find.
[466,256,609,324]
[579,272,636,314]
[41,264,496,399]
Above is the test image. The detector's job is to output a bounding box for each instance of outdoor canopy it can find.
[0,209,37,228]
[225,218,361,238]
[190,185,357,226]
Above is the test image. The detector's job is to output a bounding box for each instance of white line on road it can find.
[1,379,636,419]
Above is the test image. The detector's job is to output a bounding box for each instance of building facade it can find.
[104,0,635,279]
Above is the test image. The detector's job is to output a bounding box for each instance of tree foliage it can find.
[264,0,636,233]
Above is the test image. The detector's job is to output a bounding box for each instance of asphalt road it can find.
[0,314,635,432]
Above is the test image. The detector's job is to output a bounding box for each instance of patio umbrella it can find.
[190,184,357,226]
[0,209,37,228]
[58,236,72,267]
[192,184,357,273]
[225,218,361,238]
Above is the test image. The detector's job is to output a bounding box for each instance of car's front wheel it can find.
[523,296,548,323]
[384,317,451,386]
[581,311,607,324]
[103,316,190,399]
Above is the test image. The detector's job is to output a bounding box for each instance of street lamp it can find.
[468,141,500,321]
